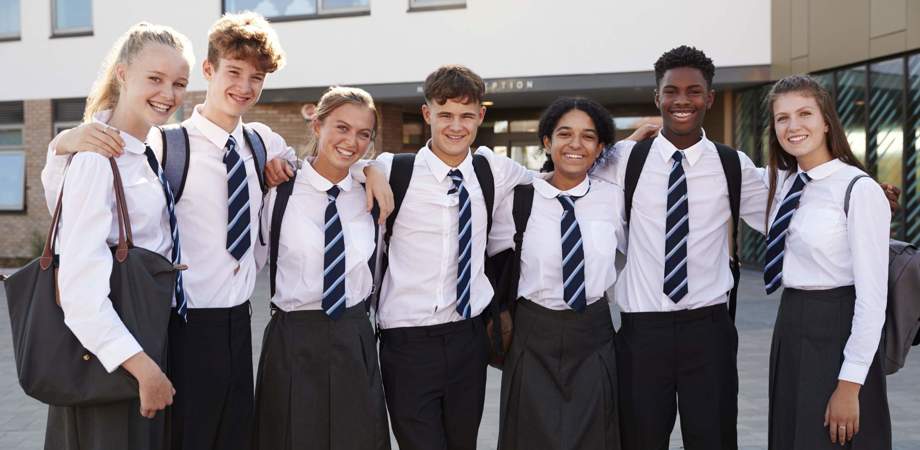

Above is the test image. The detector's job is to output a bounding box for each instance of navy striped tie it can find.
[764,172,811,294]
[449,169,472,319]
[664,150,689,303]
[558,195,587,312]
[224,136,251,261]
[144,146,187,319]
[322,186,347,319]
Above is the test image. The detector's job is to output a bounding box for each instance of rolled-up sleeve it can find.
[839,179,890,384]
[57,154,142,373]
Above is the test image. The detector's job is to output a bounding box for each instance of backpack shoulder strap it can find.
[269,178,296,298]
[384,153,416,247]
[714,142,742,321]
[158,124,191,203]
[625,138,654,226]
[472,153,495,234]
[242,125,268,194]
[512,184,534,247]
[844,174,873,216]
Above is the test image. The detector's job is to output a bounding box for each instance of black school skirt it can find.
[45,399,168,450]
[252,303,390,450]
[769,286,892,450]
[498,298,620,450]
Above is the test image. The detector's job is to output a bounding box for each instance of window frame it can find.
[408,0,465,13]
[50,0,93,38]
[222,0,371,23]
[0,0,21,41]
[0,124,26,213]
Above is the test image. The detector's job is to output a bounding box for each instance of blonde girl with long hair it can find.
[39,22,194,450]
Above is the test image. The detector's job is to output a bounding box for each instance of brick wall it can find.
[0,99,53,261]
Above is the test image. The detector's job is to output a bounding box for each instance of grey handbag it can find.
[1,157,178,406]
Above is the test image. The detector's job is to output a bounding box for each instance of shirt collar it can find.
[297,159,354,193]
[418,140,474,183]
[91,110,147,156]
[190,105,244,151]
[533,175,591,199]
[655,128,711,166]
[801,158,846,181]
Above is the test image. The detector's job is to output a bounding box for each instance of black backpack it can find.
[624,138,743,320]
[378,152,495,289]
[157,124,269,202]
[484,184,534,368]
[267,174,381,312]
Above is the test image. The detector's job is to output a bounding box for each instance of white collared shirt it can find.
[53,111,171,372]
[592,132,769,313]
[374,144,532,329]
[489,175,626,310]
[42,105,296,309]
[255,161,377,312]
[770,159,890,384]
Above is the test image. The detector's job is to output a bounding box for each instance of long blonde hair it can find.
[306,86,380,157]
[83,22,195,122]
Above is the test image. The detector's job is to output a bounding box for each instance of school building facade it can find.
[0,0,916,264]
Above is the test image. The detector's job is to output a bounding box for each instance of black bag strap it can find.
[241,125,268,195]
[268,177,296,298]
[384,153,416,247]
[714,143,742,321]
[158,124,191,203]
[844,174,872,216]
[472,153,495,234]
[510,183,535,293]
[624,138,654,226]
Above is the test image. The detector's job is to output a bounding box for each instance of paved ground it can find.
[0,268,918,449]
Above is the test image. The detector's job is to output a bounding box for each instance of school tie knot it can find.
[672,150,684,164]
[327,185,340,202]
[448,169,464,194]
[557,194,577,213]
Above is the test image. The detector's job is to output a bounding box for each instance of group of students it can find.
[36,9,897,450]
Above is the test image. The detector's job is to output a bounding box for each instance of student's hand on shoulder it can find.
[624,123,660,142]
[264,158,295,187]
[56,122,125,158]
[364,164,394,224]
[122,352,175,419]
[824,380,861,444]
[880,183,900,214]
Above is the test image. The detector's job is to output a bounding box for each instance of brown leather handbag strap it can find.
[108,158,132,262]
[39,185,65,270]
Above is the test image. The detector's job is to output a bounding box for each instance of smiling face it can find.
[116,43,190,128]
[312,102,376,182]
[202,57,265,125]
[544,109,603,181]
[655,66,714,141]
[772,91,831,165]
[422,98,485,167]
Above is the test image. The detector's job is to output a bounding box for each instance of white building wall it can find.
[0,0,771,101]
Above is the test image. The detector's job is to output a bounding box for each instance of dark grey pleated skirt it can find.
[498,298,620,450]
[769,286,892,450]
[45,399,168,450]
[252,303,390,450]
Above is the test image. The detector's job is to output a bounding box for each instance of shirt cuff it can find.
[838,359,870,385]
[94,333,144,373]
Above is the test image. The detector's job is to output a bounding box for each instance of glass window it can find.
[410,0,465,8]
[225,0,369,19]
[0,126,24,211]
[493,120,508,134]
[53,0,92,35]
[869,58,905,236]
[509,120,538,133]
[402,114,427,152]
[905,54,920,245]
[0,0,20,38]
[836,66,868,164]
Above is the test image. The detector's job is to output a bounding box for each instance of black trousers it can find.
[616,303,738,450]
[379,317,489,450]
[167,301,254,450]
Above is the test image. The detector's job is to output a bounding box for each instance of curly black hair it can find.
[537,97,615,173]
[654,45,715,88]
